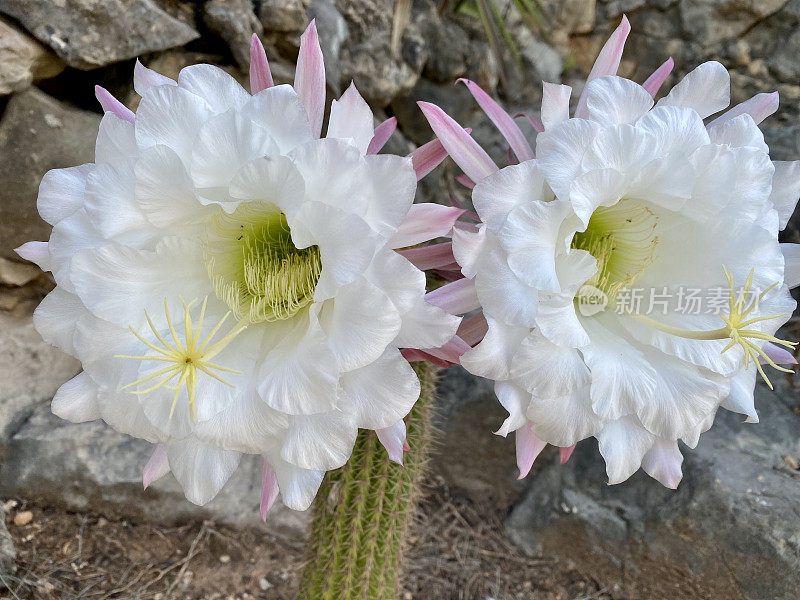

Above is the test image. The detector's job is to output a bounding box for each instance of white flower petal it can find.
[340,347,420,429]
[243,84,315,154]
[510,330,590,398]
[257,313,339,415]
[583,76,654,125]
[770,161,800,230]
[500,200,571,292]
[166,438,241,505]
[472,161,551,231]
[526,385,604,447]
[581,316,656,421]
[721,367,758,423]
[190,109,278,189]
[135,144,215,228]
[292,201,378,300]
[85,161,155,246]
[51,371,101,422]
[641,438,683,489]
[177,64,250,114]
[535,118,602,200]
[263,453,325,511]
[95,113,138,165]
[634,351,727,441]
[781,243,800,288]
[494,381,530,437]
[635,105,710,156]
[706,113,769,153]
[229,155,306,221]
[319,277,401,372]
[327,82,374,153]
[596,415,655,484]
[460,315,528,381]
[656,61,730,118]
[541,82,572,130]
[37,164,94,226]
[134,59,176,96]
[281,409,358,470]
[70,237,211,327]
[135,84,212,161]
[32,287,83,355]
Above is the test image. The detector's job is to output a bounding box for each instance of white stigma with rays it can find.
[117,298,247,421]
[574,199,796,389]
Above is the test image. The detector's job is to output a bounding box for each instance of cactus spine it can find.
[297,363,436,600]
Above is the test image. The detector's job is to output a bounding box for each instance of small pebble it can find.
[259,578,272,591]
[14,510,33,527]
[219,554,231,564]
[784,455,799,470]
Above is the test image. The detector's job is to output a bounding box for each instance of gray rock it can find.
[0,0,199,70]
[418,14,470,83]
[432,367,527,508]
[0,506,14,580]
[679,0,789,47]
[204,0,263,70]
[0,88,100,262]
[0,309,80,446]
[0,17,64,96]
[507,384,800,600]
[0,405,308,538]
[259,0,309,33]
[336,0,421,107]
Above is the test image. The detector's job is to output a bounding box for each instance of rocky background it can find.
[0,1,799,599]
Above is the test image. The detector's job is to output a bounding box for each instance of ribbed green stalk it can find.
[298,363,436,600]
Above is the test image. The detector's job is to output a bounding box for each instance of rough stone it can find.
[679,0,789,47]
[259,0,309,33]
[336,0,422,107]
[507,383,800,600]
[0,404,309,537]
[0,88,100,261]
[340,39,420,107]
[431,367,528,508]
[418,14,470,83]
[0,0,199,70]
[0,506,14,580]
[0,18,64,96]
[204,0,263,70]
[0,309,80,446]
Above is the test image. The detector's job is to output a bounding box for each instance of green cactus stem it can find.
[297,363,437,600]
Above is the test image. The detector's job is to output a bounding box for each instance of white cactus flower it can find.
[17,24,462,511]
[419,16,800,488]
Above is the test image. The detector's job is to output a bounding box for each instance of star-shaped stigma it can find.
[631,267,796,389]
[117,298,247,421]
[718,266,796,389]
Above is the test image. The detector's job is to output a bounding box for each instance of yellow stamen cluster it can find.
[631,267,796,389]
[117,298,246,421]
[204,202,321,323]
[572,199,659,301]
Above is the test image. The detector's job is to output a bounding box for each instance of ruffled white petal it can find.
[166,438,241,505]
[51,371,101,422]
[656,61,730,118]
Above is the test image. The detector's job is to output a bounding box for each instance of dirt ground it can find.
[1,487,615,600]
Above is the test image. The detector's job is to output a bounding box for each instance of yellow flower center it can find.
[204,202,322,323]
[571,199,659,302]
